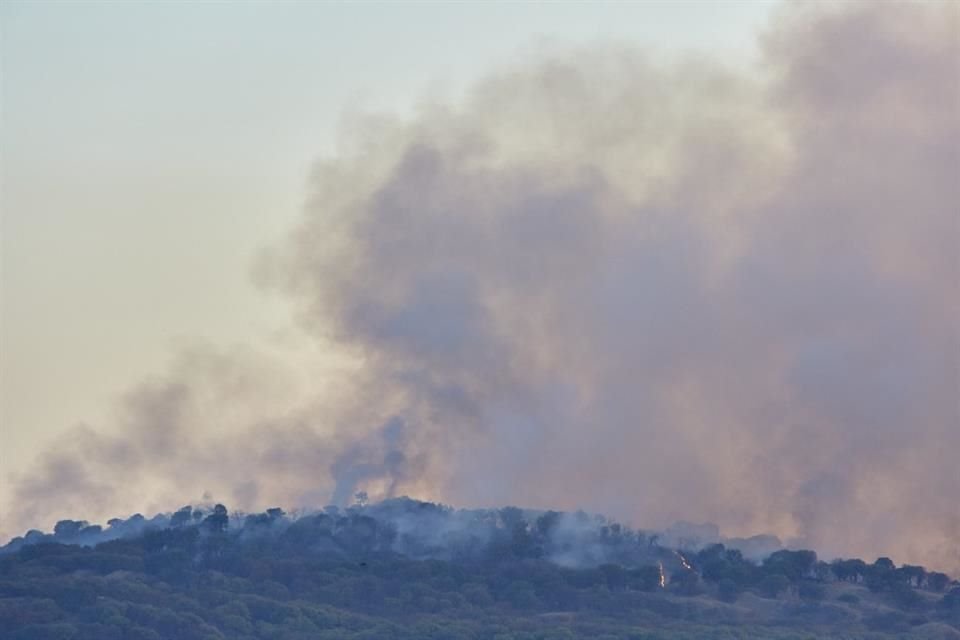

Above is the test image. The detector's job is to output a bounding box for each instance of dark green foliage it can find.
[203,504,229,534]
[0,500,954,639]
[759,574,791,599]
[866,556,904,594]
[762,550,817,581]
[928,572,951,592]
[52,521,86,540]
[832,558,868,583]
[170,506,194,528]
[896,564,927,588]
[695,544,756,586]
[717,578,741,603]
[629,565,663,593]
[888,581,927,611]
[668,569,702,596]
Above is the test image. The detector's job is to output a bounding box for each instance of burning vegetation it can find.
[1,498,957,639]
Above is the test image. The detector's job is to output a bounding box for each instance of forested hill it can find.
[1,498,958,640]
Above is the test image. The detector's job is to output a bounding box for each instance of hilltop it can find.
[1,498,958,639]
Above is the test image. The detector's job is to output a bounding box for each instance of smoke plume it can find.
[4,2,958,573]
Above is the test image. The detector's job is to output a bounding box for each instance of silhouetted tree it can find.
[928,572,951,592]
[535,511,561,539]
[832,558,868,583]
[170,506,193,528]
[896,564,926,588]
[204,504,229,533]
[763,549,817,581]
[868,557,897,592]
[53,520,87,539]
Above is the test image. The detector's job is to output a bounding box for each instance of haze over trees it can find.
[1,498,957,639]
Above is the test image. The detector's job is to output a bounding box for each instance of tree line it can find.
[1,498,957,639]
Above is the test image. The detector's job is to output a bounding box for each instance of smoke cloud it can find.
[4,2,958,573]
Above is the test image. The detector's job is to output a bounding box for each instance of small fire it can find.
[675,551,692,570]
[658,562,666,588]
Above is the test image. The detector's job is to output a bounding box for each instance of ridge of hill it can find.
[2,498,958,639]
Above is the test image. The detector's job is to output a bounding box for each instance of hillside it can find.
[1,499,958,639]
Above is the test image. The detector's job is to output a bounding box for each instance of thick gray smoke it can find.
[4,2,958,573]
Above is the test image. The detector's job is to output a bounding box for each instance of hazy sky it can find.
[1,0,778,482]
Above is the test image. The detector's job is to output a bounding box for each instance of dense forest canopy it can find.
[2,498,958,639]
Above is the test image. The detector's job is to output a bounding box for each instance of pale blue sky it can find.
[0,1,780,495]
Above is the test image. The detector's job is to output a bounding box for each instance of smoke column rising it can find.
[5,2,959,573]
